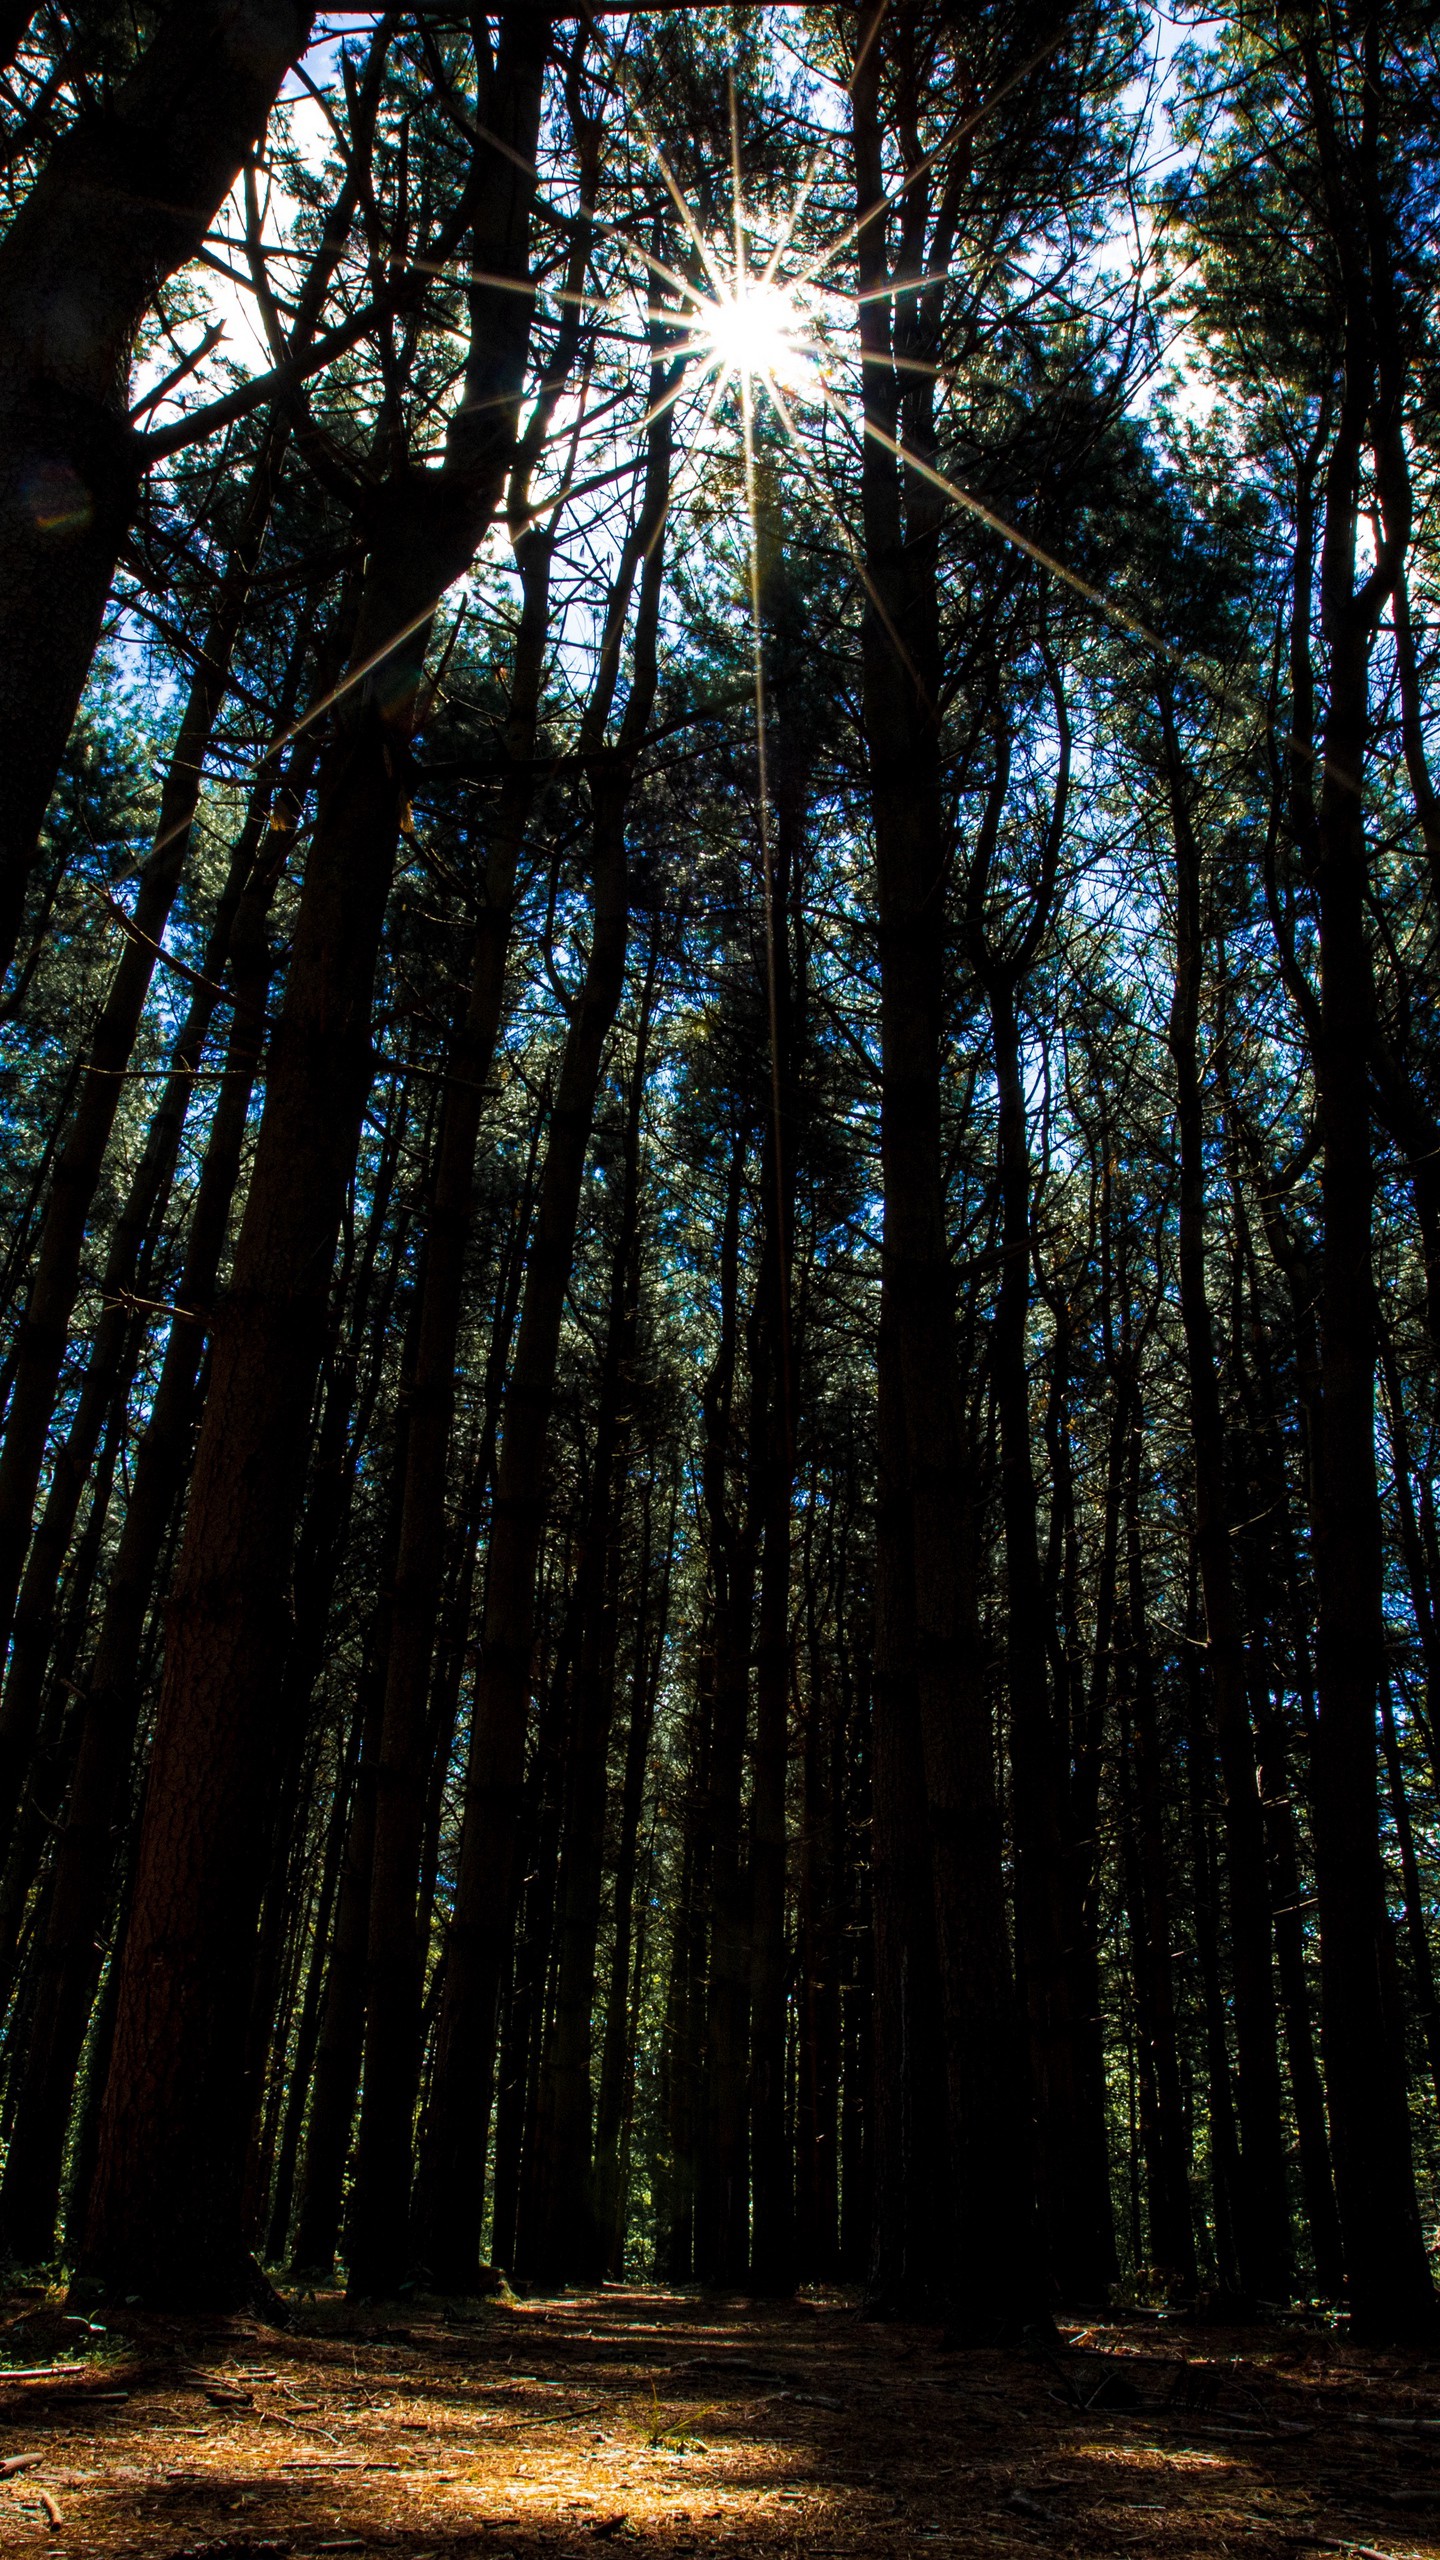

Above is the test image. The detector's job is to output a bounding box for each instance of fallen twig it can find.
[1287,2539,1411,2560]
[1343,2412,1440,2434]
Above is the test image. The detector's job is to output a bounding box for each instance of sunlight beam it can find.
[727,77,795,1450]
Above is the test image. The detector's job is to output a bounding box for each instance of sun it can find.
[692,272,815,393]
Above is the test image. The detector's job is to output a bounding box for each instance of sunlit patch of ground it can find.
[2,2282,1440,2556]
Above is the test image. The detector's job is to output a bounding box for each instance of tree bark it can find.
[593,1469,673,2274]
[693,1124,756,2287]
[0,419,289,1740]
[526,956,656,2283]
[1161,691,1291,2301]
[0,718,306,2267]
[345,327,590,2296]
[78,16,550,2307]
[415,334,675,2291]
[0,598,316,1880]
[852,5,1045,2331]
[969,671,1107,2297]
[1297,14,1435,2340]
[0,0,315,981]
[1117,1412,1196,2294]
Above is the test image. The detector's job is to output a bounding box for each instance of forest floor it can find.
[1,2280,1440,2559]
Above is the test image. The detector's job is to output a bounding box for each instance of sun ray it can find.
[551,5,1375,895]
[759,140,829,287]
[760,368,936,712]
[645,134,731,301]
[722,95,797,1441]
[791,28,1066,298]
[825,381,1180,662]
[570,0,1344,799]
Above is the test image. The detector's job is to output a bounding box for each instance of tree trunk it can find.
[1222,1129,1345,2299]
[988,974,1102,2300]
[1378,1680,1440,2112]
[0,0,315,980]
[693,1125,755,2288]
[1285,14,1436,2342]
[593,1471,673,2274]
[346,512,571,2300]
[0,599,316,1871]
[1118,1414,1196,2294]
[1161,691,1290,2301]
[77,19,550,2305]
[344,116,602,2290]
[0,730,303,2267]
[415,332,675,2293]
[0,420,289,1738]
[852,9,1044,2331]
[795,1499,842,2285]
[526,958,655,2283]
[289,1678,386,2281]
[658,1676,710,2283]
[264,1703,361,2261]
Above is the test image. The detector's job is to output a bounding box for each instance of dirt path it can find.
[2,2284,1440,2557]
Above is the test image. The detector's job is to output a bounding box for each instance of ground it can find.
[2,2282,1440,2558]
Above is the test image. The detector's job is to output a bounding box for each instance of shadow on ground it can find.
[2,2283,1439,2555]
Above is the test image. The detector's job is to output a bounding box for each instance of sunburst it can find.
[686,267,822,401]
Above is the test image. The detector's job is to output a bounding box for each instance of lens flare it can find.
[693,274,814,392]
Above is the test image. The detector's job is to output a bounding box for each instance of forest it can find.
[0,0,1436,2399]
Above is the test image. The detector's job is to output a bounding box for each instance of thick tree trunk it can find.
[1307,479,1433,2338]
[0,602,315,1872]
[0,742,302,2267]
[78,21,550,2307]
[852,12,1044,2331]
[1285,18,1436,2343]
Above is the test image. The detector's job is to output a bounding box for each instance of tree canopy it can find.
[0,0,1436,2348]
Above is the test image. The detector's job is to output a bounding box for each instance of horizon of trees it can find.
[0,0,1435,2348]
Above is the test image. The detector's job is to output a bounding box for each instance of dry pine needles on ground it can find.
[2,2287,1440,2559]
